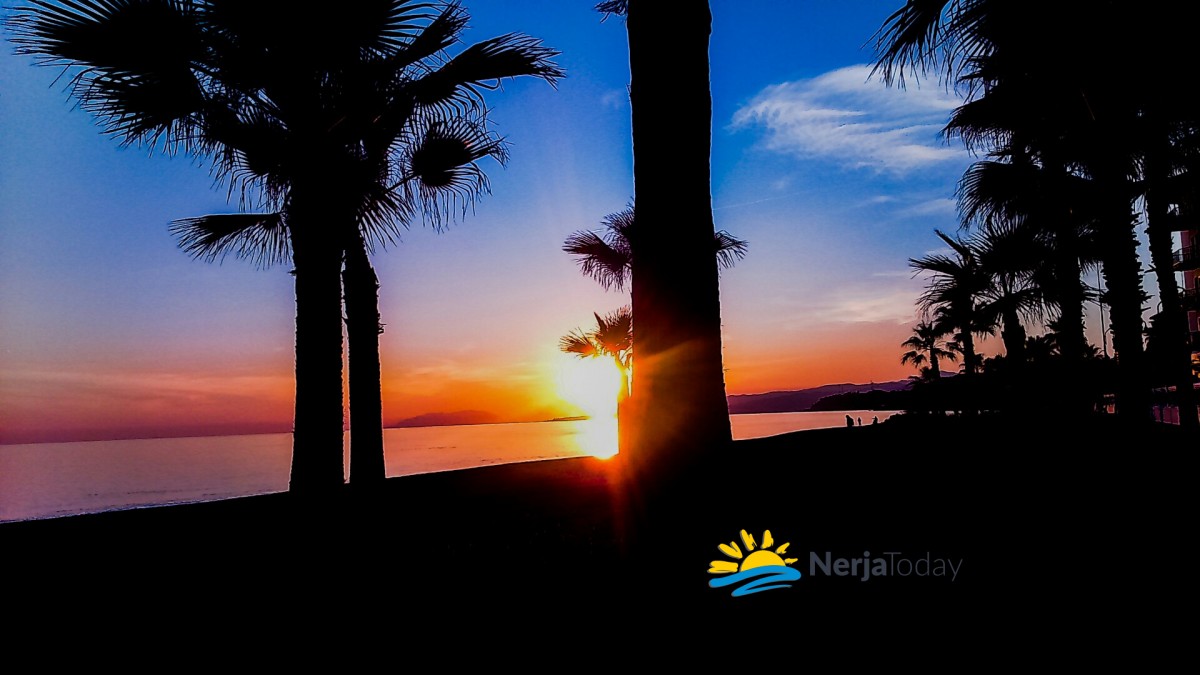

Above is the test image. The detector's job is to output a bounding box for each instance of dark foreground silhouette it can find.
[3,415,1188,649]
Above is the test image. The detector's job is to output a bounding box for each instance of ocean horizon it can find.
[0,410,895,523]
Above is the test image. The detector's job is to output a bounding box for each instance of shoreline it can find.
[0,410,899,523]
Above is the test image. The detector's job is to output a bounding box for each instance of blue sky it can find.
[0,1,1121,442]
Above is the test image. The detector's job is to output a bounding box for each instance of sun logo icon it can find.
[708,529,801,597]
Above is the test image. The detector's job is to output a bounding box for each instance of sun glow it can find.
[556,355,622,421]
[575,415,618,459]
[555,355,623,459]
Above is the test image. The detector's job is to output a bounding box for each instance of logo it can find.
[708,529,801,597]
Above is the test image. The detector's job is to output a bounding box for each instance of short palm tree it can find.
[563,205,747,291]
[560,306,634,412]
[901,319,958,380]
[910,230,991,376]
[11,1,563,491]
[969,221,1053,365]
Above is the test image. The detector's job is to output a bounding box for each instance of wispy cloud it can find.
[773,284,922,330]
[821,287,921,325]
[898,198,957,218]
[599,89,627,110]
[732,65,965,175]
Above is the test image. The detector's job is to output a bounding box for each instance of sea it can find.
[0,410,894,523]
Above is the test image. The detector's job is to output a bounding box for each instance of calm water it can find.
[0,411,894,522]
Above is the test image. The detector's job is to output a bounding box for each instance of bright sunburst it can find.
[554,355,621,459]
[555,355,622,421]
[708,529,799,575]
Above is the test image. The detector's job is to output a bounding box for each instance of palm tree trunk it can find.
[344,231,388,485]
[1044,156,1088,365]
[1094,160,1152,423]
[1043,153,1089,415]
[615,357,631,452]
[288,198,346,494]
[624,0,732,470]
[1001,307,1026,364]
[959,326,978,376]
[1145,138,1198,429]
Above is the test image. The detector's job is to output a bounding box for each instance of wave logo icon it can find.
[708,529,801,597]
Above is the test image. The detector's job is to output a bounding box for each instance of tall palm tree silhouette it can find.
[597,0,734,466]
[11,1,563,491]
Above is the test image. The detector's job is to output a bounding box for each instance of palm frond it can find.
[957,160,1037,227]
[559,329,598,358]
[593,307,633,354]
[713,230,749,270]
[385,2,468,71]
[601,205,635,257]
[563,231,631,291]
[9,0,209,152]
[361,0,447,55]
[397,115,507,229]
[411,32,564,112]
[594,1,628,17]
[169,213,288,268]
[870,0,956,87]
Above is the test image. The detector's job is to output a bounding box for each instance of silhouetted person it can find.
[857,417,862,426]
[872,416,879,425]
[845,415,854,428]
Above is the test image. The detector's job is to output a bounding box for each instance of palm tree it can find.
[560,307,634,427]
[901,320,958,379]
[873,0,1170,422]
[563,205,748,292]
[1138,118,1199,430]
[595,0,734,467]
[563,204,746,457]
[956,152,1100,370]
[968,221,1053,365]
[911,230,990,377]
[171,122,508,486]
[11,1,563,491]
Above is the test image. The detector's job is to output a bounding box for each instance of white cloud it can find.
[898,198,957,218]
[774,284,922,330]
[732,65,965,175]
[600,89,627,110]
[821,287,921,325]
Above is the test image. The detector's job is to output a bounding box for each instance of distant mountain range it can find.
[727,380,913,414]
[388,380,920,429]
[390,410,499,428]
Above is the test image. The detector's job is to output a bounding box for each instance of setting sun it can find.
[555,355,623,421]
[554,355,623,458]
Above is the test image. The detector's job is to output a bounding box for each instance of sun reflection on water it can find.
[573,415,618,459]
